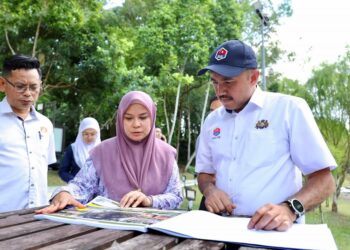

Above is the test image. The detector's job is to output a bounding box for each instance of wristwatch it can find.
[283,199,305,221]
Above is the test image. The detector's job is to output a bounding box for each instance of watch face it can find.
[292,199,304,213]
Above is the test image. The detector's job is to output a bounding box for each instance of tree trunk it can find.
[32,16,42,57]
[4,29,16,55]
[168,81,181,144]
[187,106,192,162]
[175,106,182,163]
[331,193,338,213]
[200,81,211,126]
[163,95,170,137]
[184,81,211,171]
[318,205,324,223]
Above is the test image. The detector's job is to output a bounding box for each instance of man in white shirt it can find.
[196,40,336,231]
[0,54,56,213]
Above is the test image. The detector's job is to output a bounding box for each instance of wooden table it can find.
[0,208,267,250]
[0,207,224,250]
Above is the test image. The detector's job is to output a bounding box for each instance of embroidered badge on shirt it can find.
[38,126,48,140]
[211,127,221,139]
[255,120,269,129]
[215,48,228,61]
[40,126,48,134]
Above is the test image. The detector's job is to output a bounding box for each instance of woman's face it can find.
[155,128,162,139]
[82,128,97,144]
[123,103,152,142]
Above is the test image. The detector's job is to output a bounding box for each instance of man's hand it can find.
[197,172,235,214]
[120,190,152,208]
[204,185,236,214]
[35,191,85,214]
[247,203,296,231]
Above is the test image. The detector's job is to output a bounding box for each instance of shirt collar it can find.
[224,85,266,115]
[249,85,265,109]
[0,97,13,114]
[0,96,38,119]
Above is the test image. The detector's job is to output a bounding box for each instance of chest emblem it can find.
[213,127,221,137]
[255,120,269,129]
[40,126,48,134]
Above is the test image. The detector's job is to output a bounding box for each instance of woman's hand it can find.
[35,191,85,214]
[120,189,152,208]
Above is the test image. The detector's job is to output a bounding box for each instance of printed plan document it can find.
[34,196,337,250]
[34,196,184,233]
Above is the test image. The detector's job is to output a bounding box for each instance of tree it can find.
[306,55,350,212]
[0,0,292,167]
[0,0,131,143]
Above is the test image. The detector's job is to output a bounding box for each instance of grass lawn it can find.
[48,169,350,250]
[48,169,65,186]
[306,196,350,250]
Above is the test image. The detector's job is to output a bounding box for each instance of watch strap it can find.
[282,199,305,221]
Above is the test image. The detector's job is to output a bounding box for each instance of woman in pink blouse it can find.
[36,91,183,214]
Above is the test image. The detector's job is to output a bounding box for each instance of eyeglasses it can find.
[3,77,42,93]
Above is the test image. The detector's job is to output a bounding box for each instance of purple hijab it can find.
[90,91,176,201]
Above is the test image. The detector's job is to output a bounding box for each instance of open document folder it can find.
[35,196,337,250]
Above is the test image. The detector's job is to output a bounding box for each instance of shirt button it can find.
[31,184,34,187]
[29,151,32,154]
[235,136,238,140]
[32,166,35,170]
[27,136,30,138]
[233,157,236,161]
[30,201,34,204]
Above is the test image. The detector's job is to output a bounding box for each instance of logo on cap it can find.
[215,48,228,61]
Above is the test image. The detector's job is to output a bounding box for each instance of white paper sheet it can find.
[150,210,337,250]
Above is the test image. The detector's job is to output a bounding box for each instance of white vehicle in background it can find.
[340,186,350,193]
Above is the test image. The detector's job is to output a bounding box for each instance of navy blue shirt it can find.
[59,144,81,183]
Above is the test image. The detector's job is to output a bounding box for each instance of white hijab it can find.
[71,117,101,168]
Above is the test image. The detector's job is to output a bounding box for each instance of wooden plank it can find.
[0,224,97,250]
[110,233,177,250]
[0,220,62,241]
[171,239,225,250]
[0,214,36,228]
[0,207,45,219]
[37,229,135,250]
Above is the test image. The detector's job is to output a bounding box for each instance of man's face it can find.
[0,69,41,117]
[210,69,259,112]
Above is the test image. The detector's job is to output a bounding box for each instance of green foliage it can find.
[0,0,293,160]
[305,53,350,197]
[186,165,196,175]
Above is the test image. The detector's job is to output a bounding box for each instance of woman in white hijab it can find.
[59,117,101,182]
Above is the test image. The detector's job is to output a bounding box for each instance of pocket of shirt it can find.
[241,129,279,167]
